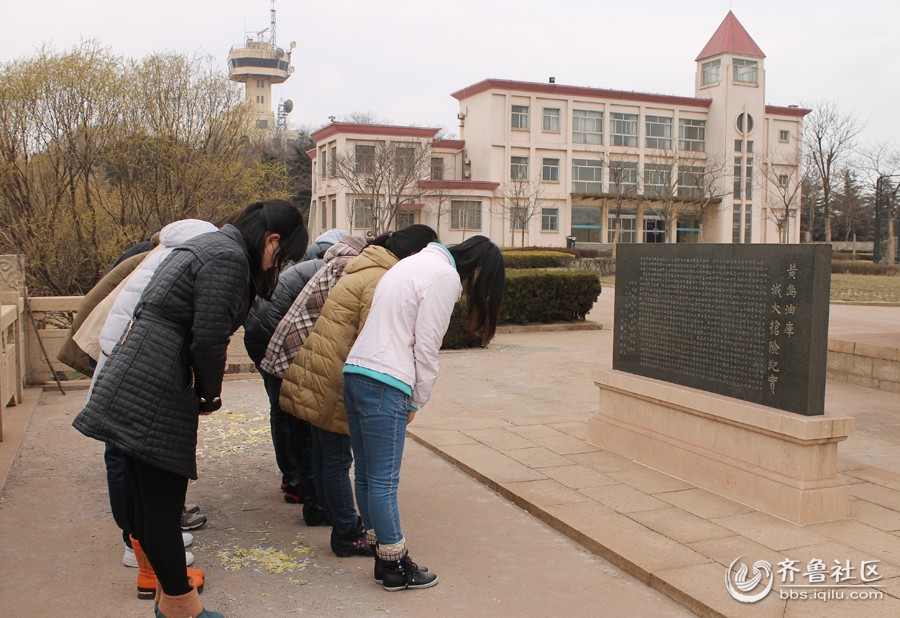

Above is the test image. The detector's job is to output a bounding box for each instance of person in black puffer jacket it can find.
[73,200,308,618]
[243,229,345,505]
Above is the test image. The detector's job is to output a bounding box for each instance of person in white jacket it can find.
[342,236,505,591]
[91,219,216,572]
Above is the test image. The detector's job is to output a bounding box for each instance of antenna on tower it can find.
[270,0,277,45]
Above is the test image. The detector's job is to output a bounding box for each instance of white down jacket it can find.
[98,219,217,356]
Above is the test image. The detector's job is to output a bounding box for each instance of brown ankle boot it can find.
[155,587,204,618]
[130,535,206,599]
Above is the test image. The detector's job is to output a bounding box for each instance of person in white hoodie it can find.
[342,235,505,591]
[91,219,216,574]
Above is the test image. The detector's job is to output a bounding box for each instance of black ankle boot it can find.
[373,545,429,584]
[302,501,331,527]
[381,553,438,591]
[330,526,374,558]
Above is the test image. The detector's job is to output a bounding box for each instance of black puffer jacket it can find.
[73,225,253,479]
[243,257,324,364]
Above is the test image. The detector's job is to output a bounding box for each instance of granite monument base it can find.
[588,369,853,525]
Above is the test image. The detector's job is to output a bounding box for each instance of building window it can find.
[543,108,561,132]
[511,105,529,129]
[643,216,666,244]
[321,149,327,177]
[701,59,721,85]
[608,161,638,193]
[450,200,482,230]
[733,206,742,243]
[678,166,704,199]
[644,164,672,197]
[431,157,444,180]
[396,209,416,229]
[396,147,415,174]
[541,207,559,231]
[331,199,337,230]
[610,112,638,147]
[679,119,706,151]
[511,156,529,180]
[572,158,603,193]
[735,139,743,152]
[734,156,742,200]
[255,79,265,88]
[330,146,336,177]
[321,202,327,229]
[645,116,673,150]
[677,215,700,243]
[511,207,527,231]
[778,174,789,188]
[572,205,603,242]
[606,211,636,243]
[736,113,754,134]
[747,141,754,153]
[256,119,269,129]
[256,95,265,104]
[779,130,790,143]
[353,198,374,230]
[542,158,560,182]
[573,109,603,145]
[733,58,758,84]
[745,157,753,200]
[354,144,375,173]
[744,206,753,243]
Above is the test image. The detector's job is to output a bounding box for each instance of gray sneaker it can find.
[184,503,201,515]
[181,509,207,531]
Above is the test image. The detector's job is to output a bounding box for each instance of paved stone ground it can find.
[0,381,690,617]
[1,292,899,617]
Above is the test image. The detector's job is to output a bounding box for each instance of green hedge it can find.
[501,250,575,269]
[502,269,601,324]
[442,270,602,347]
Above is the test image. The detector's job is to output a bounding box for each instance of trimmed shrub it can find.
[502,269,601,324]
[501,250,575,269]
[831,260,900,276]
[442,298,483,350]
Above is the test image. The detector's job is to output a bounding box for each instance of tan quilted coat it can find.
[279,245,398,435]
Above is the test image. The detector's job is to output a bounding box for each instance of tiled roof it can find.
[696,11,766,61]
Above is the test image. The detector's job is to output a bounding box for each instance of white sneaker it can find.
[123,546,195,567]
[182,531,194,547]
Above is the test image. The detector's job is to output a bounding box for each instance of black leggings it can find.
[124,455,190,595]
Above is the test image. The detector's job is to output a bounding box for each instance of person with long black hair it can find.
[342,235,505,591]
[74,199,308,618]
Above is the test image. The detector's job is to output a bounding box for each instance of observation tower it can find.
[227,0,295,131]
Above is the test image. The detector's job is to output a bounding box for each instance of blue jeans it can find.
[260,369,314,498]
[343,372,409,546]
[310,426,357,533]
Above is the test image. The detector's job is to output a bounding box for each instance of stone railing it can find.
[0,255,256,431]
[24,295,255,385]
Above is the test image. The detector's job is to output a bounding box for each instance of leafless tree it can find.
[495,176,543,247]
[676,153,730,242]
[606,156,639,254]
[331,139,433,235]
[757,154,805,243]
[856,142,900,263]
[803,98,865,242]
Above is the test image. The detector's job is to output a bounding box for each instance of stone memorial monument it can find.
[589,244,853,524]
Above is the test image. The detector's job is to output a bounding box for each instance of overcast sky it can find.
[3,0,898,146]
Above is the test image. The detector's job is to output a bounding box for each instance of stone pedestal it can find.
[588,369,853,525]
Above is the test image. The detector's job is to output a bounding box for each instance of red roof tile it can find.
[696,11,765,61]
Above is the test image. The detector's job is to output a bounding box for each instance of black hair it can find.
[368,224,438,260]
[230,199,309,299]
[448,235,505,345]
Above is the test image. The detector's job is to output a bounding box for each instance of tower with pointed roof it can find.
[695,11,767,243]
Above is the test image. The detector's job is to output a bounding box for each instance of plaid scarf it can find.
[260,235,368,378]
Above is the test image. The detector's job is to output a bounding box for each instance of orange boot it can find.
[130,536,205,599]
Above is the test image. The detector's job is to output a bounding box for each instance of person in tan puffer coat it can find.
[279,224,437,557]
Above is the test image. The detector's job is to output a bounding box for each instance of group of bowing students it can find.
[71,199,505,618]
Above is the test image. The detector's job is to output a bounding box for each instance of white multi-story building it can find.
[309,11,807,246]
